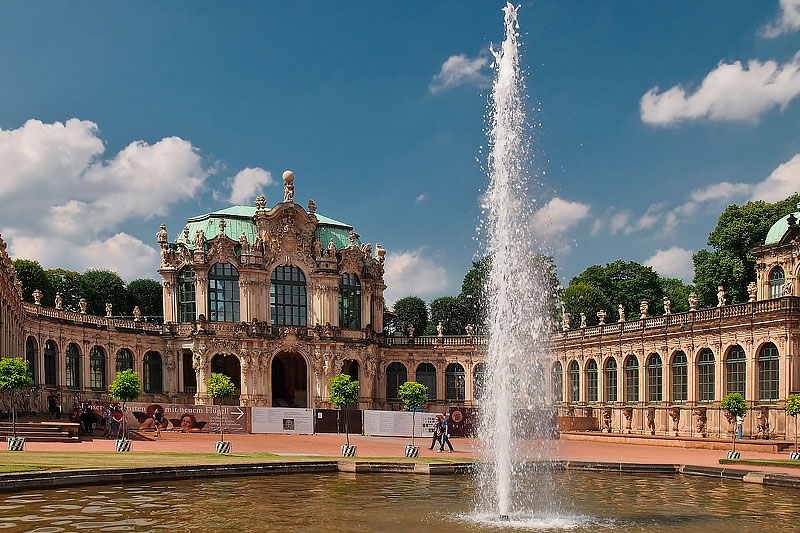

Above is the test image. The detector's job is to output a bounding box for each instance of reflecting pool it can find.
[0,470,796,532]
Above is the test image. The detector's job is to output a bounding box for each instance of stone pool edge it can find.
[1,460,798,492]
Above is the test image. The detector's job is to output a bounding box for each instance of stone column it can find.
[238,279,251,322]
[638,356,646,404]
[80,341,90,393]
[194,269,209,319]
[192,348,210,405]
[36,336,45,388]
[361,286,372,330]
[687,350,698,404]
[161,273,178,323]
[106,343,116,390]
[746,343,757,405]
[617,356,624,404]
[598,357,606,404]
[465,362,474,403]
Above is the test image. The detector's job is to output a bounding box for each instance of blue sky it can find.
[1,1,800,305]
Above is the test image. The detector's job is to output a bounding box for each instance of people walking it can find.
[439,411,454,452]
[47,392,58,419]
[429,414,443,450]
[153,407,163,437]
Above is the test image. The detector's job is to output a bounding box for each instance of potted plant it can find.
[398,381,428,457]
[0,358,34,451]
[329,373,359,456]
[109,369,141,452]
[207,373,235,454]
[721,392,747,459]
[786,393,800,459]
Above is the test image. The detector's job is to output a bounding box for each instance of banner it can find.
[251,407,314,434]
[124,402,249,434]
[363,410,438,438]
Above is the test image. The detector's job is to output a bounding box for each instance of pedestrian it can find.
[153,407,163,437]
[439,411,454,453]
[429,414,443,451]
[102,405,113,438]
[111,405,123,439]
[47,391,58,419]
[736,413,744,440]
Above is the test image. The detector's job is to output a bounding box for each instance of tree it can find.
[45,269,83,311]
[126,279,163,318]
[329,373,359,446]
[398,381,428,447]
[562,281,609,328]
[81,269,127,316]
[721,392,747,453]
[786,394,800,454]
[429,296,470,335]
[12,259,53,305]
[461,256,491,332]
[570,260,663,322]
[693,250,748,308]
[0,358,34,438]
[659,277,694,314]
[109,369,141,439]
[207,373,236,443]
[393,296,428,337]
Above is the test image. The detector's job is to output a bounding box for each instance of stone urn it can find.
[341,444,357,457]
[215,441,231,454]
[115,438,131,452]
[6,436,25,451]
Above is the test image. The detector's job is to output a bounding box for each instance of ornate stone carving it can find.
[465,324,474,336]
[748,282,757,302]
[623,406,633,434]
[669,407,680,436]
[694,406,707,437]
[663,297,671,315]
[54,292,63,310]
[597,309,606,325]
[348,230,357,248]
[437,321,444,337]
[328,238,337,256]
[562,312,570,331]
[408,324,414,337]
[618,305,625,322]
[79,298,87,314]
[313,238,323,259]
[308,199,316,214]
[639,300,648,319]
[283,170,295,203]
[133,306,141,321]
[646,406,655,435]
[756,406,770,439]
[580,313,586,328]
[156,224,168,245]
[32,289,42,305]
[105,303,113,317]
[784,278,793,296]
[602,407,612,433]
[583,406,593,418]
[255,195,267,211]
[239,231,250,254]
[717,286,726,307]
[375,243,386,264]
[193,229,206,251]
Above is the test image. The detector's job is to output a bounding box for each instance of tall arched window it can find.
[726,345,746,397]
[386,362,407,400]
[770,267,785,299]
[178,268,196,323]
[671,351,687,402]
[625,355,639,403]
[143,351,163,394]
[209,263,240,322]
[586,359,598,403]
[473,363,487,400]
[116,348,134,374]
[568,361,580,403]
[89,346,106,391]
[66,343,80,390]
[416,363,437,400]
[270,266,307,326]
[604,359,618,403]
[551,362,563,404]
[339,273,361,329]
[44,340,57,388]
[25,337,37,382]
[698,348,715,403]
[647,354,662,403]
[758,342,779,402]
[446,363,466,401]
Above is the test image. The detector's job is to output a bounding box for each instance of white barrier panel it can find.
[251,407,314,434]
[363,410,438,438]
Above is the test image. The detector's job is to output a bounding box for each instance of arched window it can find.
[270,266,307,326]
[445,363,466,401]
[698,348,715,403]
[473,363,487,400]
[44,340,57,388]
[416,363,437,400]
[25,337,36,382]
[551,362,563,404]
[116,348,134,374]
[758,343,779,402]
[66,343,80,390]
[625,355,639,403]
[726,345,746,397]
[386,362,407,400]
[586,359,598,403]
[209,263,240,322]
[770,267,785,299]
[647,354,662,403]
[339,273,361,329]
[671,351,688,402]
[89,346,106,391]
[604,359,618,403]
[178,268,196,323]
[143,351,163,394]
[568,361,580,403]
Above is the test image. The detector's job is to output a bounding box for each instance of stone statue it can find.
[133,306,141,321]
[597,309,606,325]
[282,170,295,203]
[663,296,671,315]
[105,303,112,317]
[602,407,612,433]
[618,304,625,322]
[407,324,414,337]
[308,199,316,214]
[193,229,205,250]
[756,406,770,439]
[219,218,226,234]
[79,298,87,314]
[747,282,757,302]
[313,238,323,258]
[239,231,249,253]
[361,243,372,257]
[348,230,356,248]
[623,407,633,434]
[54,292,63,310]
[784,278,793,296]
[375,243,386,263]
[580,312,586,328]
[328,238,337,256]
[562,312,571,331]
[669,407,680,436]
[640,300,649,319]
[254,195,267,211]
[689,292,698,311]
[717,285,726,307]
[32,289,42,305]
[646,407,656,435]
[437,321,444,337]
[694,406,707,437]
[465,324,474,336]
[183,226,190,243]
[156,224,168,245]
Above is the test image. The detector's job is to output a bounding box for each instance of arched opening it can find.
[386,362,407,400]
[143,351,163,394]
[178,267,196,323]
[726,345,746,397]
[473,362,487,400]
[770,267,785,299]
[624,355,639,403]
[66,343,81,390]
[89,346,106,391]
[697,348,715,403]
[604,358,617,403]
[272,352,307,407]
[339,273,361,329]
[25,336,37,382]
[758,342,779,402]
[671,351,687,402]
[211,353,242,401]
[568,361,580,403]
[342,359,359,383]
[585,359,598,403]
[445,363,466,401]
[270,266,307,326]
[647,354,662,403]
[44,340,57,388]
[416,363,437,400]
[551,361,563,404]
[115,348,134,374]
[209,263,240,322]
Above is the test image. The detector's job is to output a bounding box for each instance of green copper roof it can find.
[764,211,800,246]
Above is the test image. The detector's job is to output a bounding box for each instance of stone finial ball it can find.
[283,170,295,183]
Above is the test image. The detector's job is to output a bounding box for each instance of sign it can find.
[124,402,250,434]
[251,407,314,434]
[363,410,438,438]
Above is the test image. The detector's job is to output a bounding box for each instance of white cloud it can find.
[531,197,591,238]
[644,247,694,282]
[750,153,800,202]
[762,0,800,38]
[414,194,427,204]
[383,248,449,306]
[640,51,800,125]
[690,182,752,202]
[608,210,631,234]
[429,53,489,94]
[0,118,213,280]
[227,167,274,205]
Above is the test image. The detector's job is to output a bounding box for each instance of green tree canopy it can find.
[393,296,429,336]
[398,381,428,410]
[328,373,360,446]
[12,259,53,305]
[659,277,694,314]
[207,373,236,400]
[721,392,747,418]
[46,268,83,311]
[429,296,470,335]
[562,281,609,328]
[570,260,663,322]
[126,279,163,318]
[460,256,491,331]
[110,370,142,403]
[81,269,127,316]
[0,358,34,437]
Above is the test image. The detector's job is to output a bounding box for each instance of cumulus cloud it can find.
[690,182,752,202]
[429,53,489,94]
[0,118,212,280]
[640,51,800,125]
[531,197,591,238]
[750,153,800,202]
[227,167,274,205]
[644,247,694,282]
[762,0,800,38]
[414,194,427,204]
[383,248,449,306]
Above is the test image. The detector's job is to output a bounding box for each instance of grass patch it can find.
[719,458,800,468]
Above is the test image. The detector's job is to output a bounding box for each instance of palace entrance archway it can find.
[271,352,308,407]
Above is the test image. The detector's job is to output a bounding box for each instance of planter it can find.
[215,441,231,454]
[115,439,131,452]
[341,444,357,457]
[7,436,25,451]
[790,451,800,460]
[405,445,419,458]
[726,451,740,459]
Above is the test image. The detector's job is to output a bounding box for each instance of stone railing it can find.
[23,302,164,333]
[384,335,487,347]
